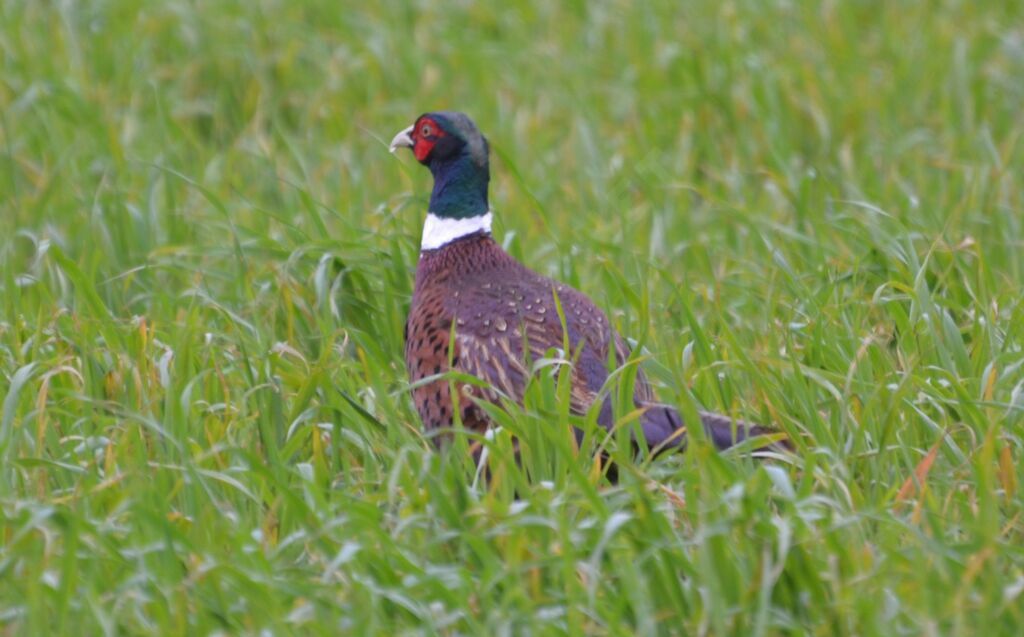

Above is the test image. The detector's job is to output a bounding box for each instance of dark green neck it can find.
[428,153,490,219]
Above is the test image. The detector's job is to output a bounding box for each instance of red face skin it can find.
[412,117,446,162]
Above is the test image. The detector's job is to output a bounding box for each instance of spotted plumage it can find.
[391,112,788,454]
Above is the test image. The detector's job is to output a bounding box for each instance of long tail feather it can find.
[639,403,791,453]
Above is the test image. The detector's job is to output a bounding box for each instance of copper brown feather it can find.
[405,232,786,453]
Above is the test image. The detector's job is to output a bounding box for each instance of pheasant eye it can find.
[420,124,433,137]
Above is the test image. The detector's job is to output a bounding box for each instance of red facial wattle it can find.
[413,138,433,162]
[413,117,445,162]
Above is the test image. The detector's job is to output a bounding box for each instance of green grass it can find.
[2,0,1023,634]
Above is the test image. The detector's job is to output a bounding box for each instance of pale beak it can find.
[389,125,415,153]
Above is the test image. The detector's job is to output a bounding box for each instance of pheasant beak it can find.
[389,125,415,153]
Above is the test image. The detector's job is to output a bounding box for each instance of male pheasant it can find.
[390,112,786,454]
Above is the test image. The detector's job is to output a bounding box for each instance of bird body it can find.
[391,112,784,453]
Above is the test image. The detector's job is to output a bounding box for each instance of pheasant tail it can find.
[638,403,791,452]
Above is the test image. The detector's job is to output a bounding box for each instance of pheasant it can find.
[390,111,787,455]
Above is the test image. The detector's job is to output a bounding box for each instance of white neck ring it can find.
[421,212,492,251]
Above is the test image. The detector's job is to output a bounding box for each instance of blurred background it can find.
[5,1,1021,280]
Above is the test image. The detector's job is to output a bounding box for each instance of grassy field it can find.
[2,0,1023,634]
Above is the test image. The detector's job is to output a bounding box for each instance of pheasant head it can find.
[391,112,492,249]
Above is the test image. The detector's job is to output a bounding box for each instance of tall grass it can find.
[1,0,1022,634]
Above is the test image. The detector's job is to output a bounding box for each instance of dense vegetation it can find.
[1,1,1022,634]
